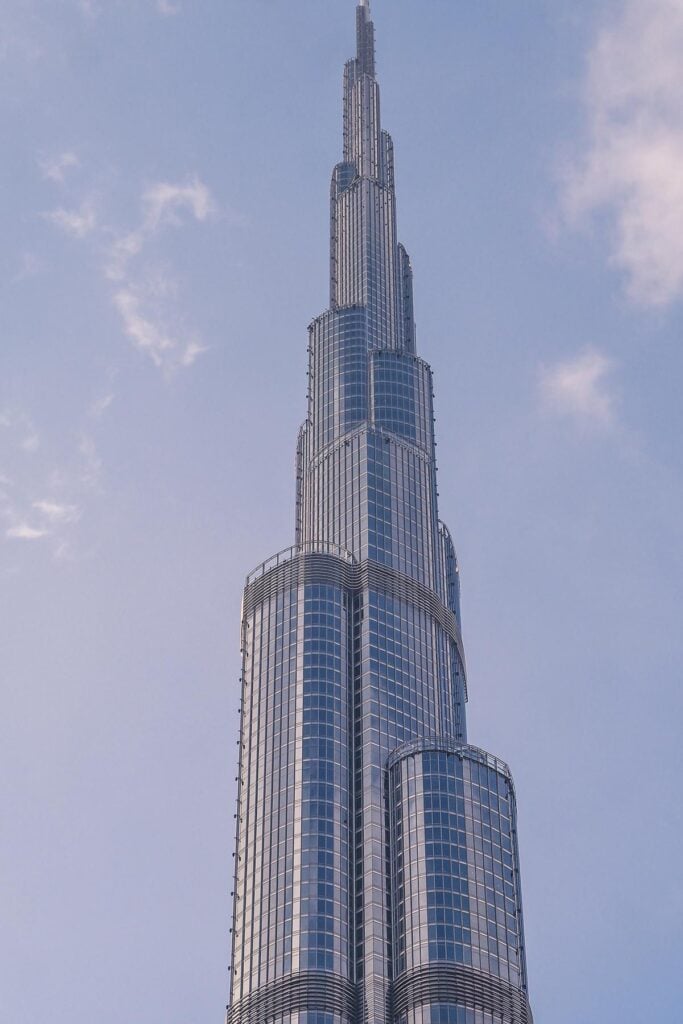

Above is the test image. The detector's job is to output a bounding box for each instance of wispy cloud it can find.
[78,434,103,490]
[113,287,174,366]
[539,350,616,429]
[13,251,43,283]
[1,409,40,453]
[143,177,213,230]
[46,199,97,238]
[72,0,178,16]
[156,0,181,16]
[107,176,215,282]
[21,431,40,453]
[89,392,114,418]
[5,500,81,543]
[104,176,215,370]
[563,0,683,307]
[0,2,48,68]
[40,150,79,184]
[106,231,144,283]
[1,406,99,558]
[6,523,48,541]
[76,0,100,17]
[179,340,207,367]
[42,159,216,372]
[113,284,205,370]
[32,500,81,524]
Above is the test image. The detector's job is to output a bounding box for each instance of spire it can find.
[356,0,375,78]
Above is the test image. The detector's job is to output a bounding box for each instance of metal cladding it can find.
[227,5,533,1023]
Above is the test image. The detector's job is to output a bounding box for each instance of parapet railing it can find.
[245,541,356,587]
[387,737,513,783]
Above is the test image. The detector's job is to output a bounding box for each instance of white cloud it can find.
[142,176,214,232]
[53,540,73,561]
[46,199,97,238]
[114,287,175,366]
[33,500,81,524]
[13,251,42,282]
[106,230,144,282]
[0,4,47,67]
[21,432,40,453]
[1,410,40,452]
[77,0,99,16]
[42,169,215,372]
[179,340,208,367]
[41,151,79,184]
[79,434,103,490]
[0,404,100,559]
[539,350,616,429]
[6,523,48,541]
[103,176,214,369]
[73,0,181,18]
[89,392,115,418]
[563,0,683,307]
[113,285,207,371]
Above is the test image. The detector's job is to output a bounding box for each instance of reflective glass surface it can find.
[390,746,527,989]
[227,6,532,1024]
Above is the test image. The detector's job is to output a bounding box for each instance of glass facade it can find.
[227,5,532,1024]
[388,742,529,1024]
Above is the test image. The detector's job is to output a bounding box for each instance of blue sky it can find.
[2,1,682,1021]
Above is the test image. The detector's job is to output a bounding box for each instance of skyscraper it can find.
[227,4,533,1023]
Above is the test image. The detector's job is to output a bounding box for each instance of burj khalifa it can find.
[227,5,533,1023]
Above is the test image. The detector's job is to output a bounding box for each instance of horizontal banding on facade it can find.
[242,550,467,689]
[387,738,512,792]
[391,963,533,1024]
[226,971,356,1024]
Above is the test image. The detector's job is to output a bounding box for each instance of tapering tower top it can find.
[356,0,375,78]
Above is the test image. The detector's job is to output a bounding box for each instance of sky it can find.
[1,1,682,1022]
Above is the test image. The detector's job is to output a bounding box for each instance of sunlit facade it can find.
[227,5,533,1023]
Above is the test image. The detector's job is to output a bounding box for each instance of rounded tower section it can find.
[388,741,532,1024]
